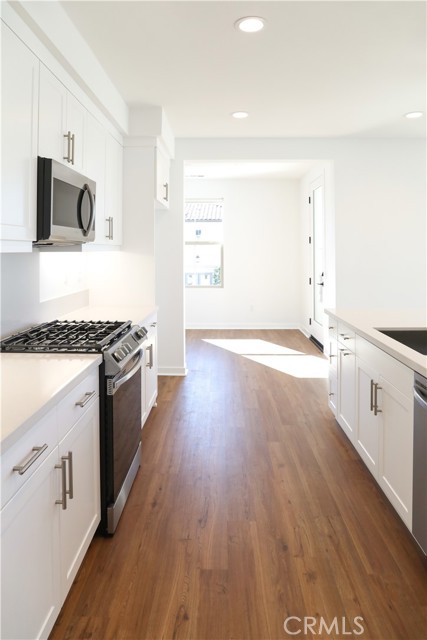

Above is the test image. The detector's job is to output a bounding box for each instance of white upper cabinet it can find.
[84,113,107,244]
[38,64,85,173]
[155,146,170,209]
[104,134,123,246]
[1,21,123,253]
[1,22,39,251]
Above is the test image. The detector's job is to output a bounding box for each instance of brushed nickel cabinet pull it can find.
[55,458,67,510]
[106,217,113,240]
[163,182,169,202]
[373,383,382,416]
[55,451,73,509]
[66,451,74,500]
[71,133,75,165]
[63,131,72,163]
[13,444,48,475]
[75,390,96,407]
[370,379,374,412]
[146,344,153,369]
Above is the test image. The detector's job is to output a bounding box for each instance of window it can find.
[184,199,224,287]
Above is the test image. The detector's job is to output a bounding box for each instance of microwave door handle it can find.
[81,183,95,237]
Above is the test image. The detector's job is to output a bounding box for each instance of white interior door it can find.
[310,175,326,345]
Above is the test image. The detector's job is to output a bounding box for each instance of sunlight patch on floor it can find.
[202,338,328,379]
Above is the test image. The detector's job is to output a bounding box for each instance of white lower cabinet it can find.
[141,316,158,427]
[145,323,158,413]
[337,342,356,444]
[328,315,415,532]
[0,370,100,640]
[356,357,380,477]
[1,448,60,640]
[377,375,413,528]
[58,399,100,599]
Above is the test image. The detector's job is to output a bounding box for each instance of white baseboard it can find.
[185,323,302,330]
[158,367,188,376]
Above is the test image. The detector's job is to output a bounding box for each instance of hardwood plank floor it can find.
[50,330,427,640]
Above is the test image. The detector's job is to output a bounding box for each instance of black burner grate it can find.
[0,320,132,353]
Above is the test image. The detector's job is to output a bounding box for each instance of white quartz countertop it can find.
[0,353,102,452]
[325,308,427,377]
[60,305,158,326]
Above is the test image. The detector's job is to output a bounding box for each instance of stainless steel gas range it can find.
[1,319,148,534]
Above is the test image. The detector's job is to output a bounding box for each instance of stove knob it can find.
[136,327,148,340]
[113,350,123,362]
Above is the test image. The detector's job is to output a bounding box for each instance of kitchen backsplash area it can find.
[0,251,89,338]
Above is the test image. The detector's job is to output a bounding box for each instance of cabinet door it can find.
[38,64,67,163]
[378,377,413,528]
[1,449,60,640]
[104,135,123,245]
[66,93,85,171]
[1,23,39,248]
[84,113,106,244]
[39,65,85,171]
[58,400,100,601]
[355,359,380,478]
[328,374,337,416]
[337,347,356,443]
[145,325,158,413]
[155,146,170,209]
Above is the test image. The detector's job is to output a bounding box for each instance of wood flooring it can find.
[49,330,427,640]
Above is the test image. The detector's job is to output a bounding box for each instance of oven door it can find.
[103,349,142,534]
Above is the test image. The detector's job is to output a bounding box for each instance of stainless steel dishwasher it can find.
[413,372,427,556]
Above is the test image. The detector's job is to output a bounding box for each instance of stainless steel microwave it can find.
[34,157,96,246]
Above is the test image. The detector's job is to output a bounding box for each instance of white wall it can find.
[184,177,301,329]
[87,144,156,307]
[156,137,425,374]
[0,251,89,338]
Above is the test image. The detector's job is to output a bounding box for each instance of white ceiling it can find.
[60,0,426,139]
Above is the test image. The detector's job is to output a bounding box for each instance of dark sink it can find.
[376,329,427,356]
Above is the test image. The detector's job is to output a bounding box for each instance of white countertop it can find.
[325,308,427,377]
[60,305,157,325]
[0,353,102,452]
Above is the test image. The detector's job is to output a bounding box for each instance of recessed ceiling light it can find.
[234,17,265,33]
[405,111,423,119]
[232,111,249,119]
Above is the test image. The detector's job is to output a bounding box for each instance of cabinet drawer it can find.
[1,407,57,509]
[356,335,413,396]
[57,370,99,442]
[337,321,356,350]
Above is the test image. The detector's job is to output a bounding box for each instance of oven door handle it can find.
[414,386,427,411]
[111,348,143,394]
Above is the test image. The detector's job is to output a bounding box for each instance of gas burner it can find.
[0,320,132,354]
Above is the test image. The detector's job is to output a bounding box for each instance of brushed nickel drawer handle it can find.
[75,390,96,407]
[13,444,48,475]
